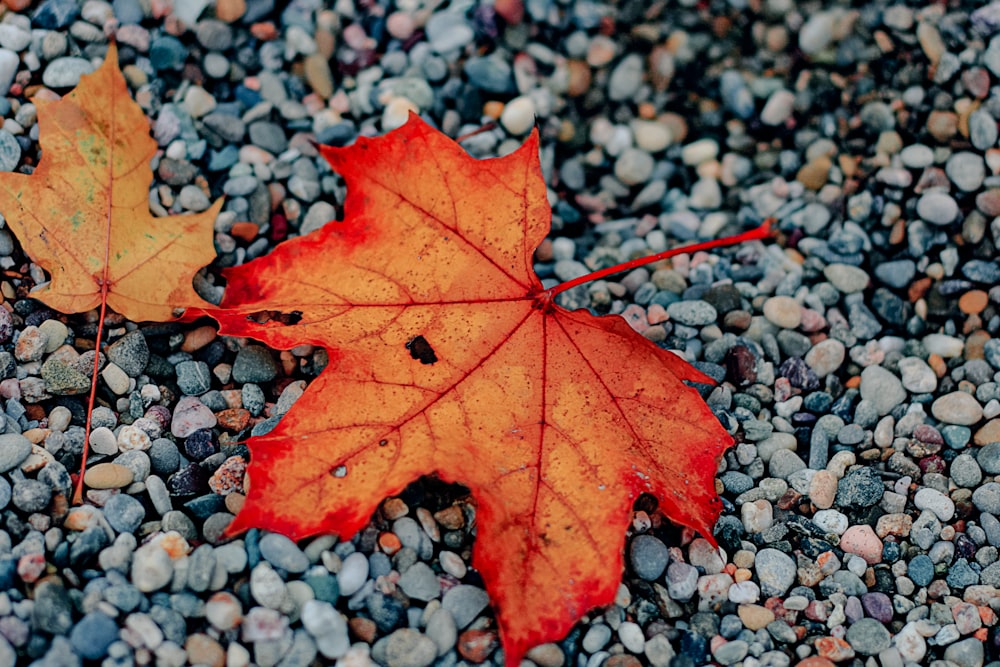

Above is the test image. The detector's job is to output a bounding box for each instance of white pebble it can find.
[500,95,537,135]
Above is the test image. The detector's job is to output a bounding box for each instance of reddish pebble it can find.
[208,456,246,495]
[621,304,649,333]
[458,630,498,663]
[17,553,46,582]
[647,303,668,324]
[814,636,855,662]
[839,524,883,564]
[215,408,251,431]
[796,658,835,667]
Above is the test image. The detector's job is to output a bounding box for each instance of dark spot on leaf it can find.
[406,335,437,365]
[379,439,389,446]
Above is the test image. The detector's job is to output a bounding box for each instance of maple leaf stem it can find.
[543,219,775,301]
[73,285,109,505]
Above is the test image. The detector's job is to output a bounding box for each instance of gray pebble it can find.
[259,533,309,573]
[104,494,145,534]
[441,584,489,629]
[0,433,31,472]
[42,57,94,88]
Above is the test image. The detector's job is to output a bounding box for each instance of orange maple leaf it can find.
[212,117,746,664]
[0,43,222,322]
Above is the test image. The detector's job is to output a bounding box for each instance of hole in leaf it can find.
[331,465,348,478]
[406,335,438,365]
[245,310,303,325]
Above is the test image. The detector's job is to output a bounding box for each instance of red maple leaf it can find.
[210,116,770,664]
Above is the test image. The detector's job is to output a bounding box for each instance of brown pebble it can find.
[224,492,246,515]
[525,643,565,667]
[976,189,1000,216]
[185,634,225,667]
[181,325,217,353]
[966,330,990,359]
[434,505,465,530]
[84,463,133,489]
[796,657,836,667]
[215,0,246,22]
[959,290,988,314]
[738,604,775,630]
[349,617,377,643]
[926,110,958,142]
[975,419,1000,446]
[605,656,643,667]
[796,156,831,190]
[382,497,409,520]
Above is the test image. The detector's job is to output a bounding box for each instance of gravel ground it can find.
[0,0,999,666]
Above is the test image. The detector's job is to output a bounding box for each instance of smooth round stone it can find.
[337,552,369,597]
[259,533,309,573]
[754,549,795,596]
[931,391,983,425]
[923,333,964,358]
[608,54,643,101]
[899,144,934,169]
[382,96,418,132]
[384,628,437,667]
[500,95,536,135]
[839,525,883,564]
[632,120,672,152]
[762,296,801,328]
[629,534,668,580]
[250,563,286,608]
[898,357,936,393]
[206,592,243,631]
[425,11,473,53]
[972,482,1000,513]
[131,544,173,592]
[681,138,719,166]
[614,148,654,185]
[913,487,955,522]
[798,11,835,53]
[301,599,350,659]
[846,618,891,655]
[916,191,959,225]
[441,585,489,629]
[398,562,440,601]
[69,612,118,660]
[232,346,279,384]
[859,365,906,416]
[84,463,134,489]
[42,57,94,88]
[689,178,721,209]
[104,493,146,533]
[760,89,795,125]
[969,109,999,150]
[667,300,717,326]
[0,433,31,472]
[12,479,50,512]
[823,264,869,293]
[805,339,845,378]
[977,442,1000,475]
[0,130,20,172]
[946,152,986,191]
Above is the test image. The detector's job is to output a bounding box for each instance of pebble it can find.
[754,549,795,596]
[859,365,906,416]
[629,534,668,580]
[42,56,94,87]
[0,433,31,472]
[500,96,536,135]
[931,391,983,425]
[916,191,959,225]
